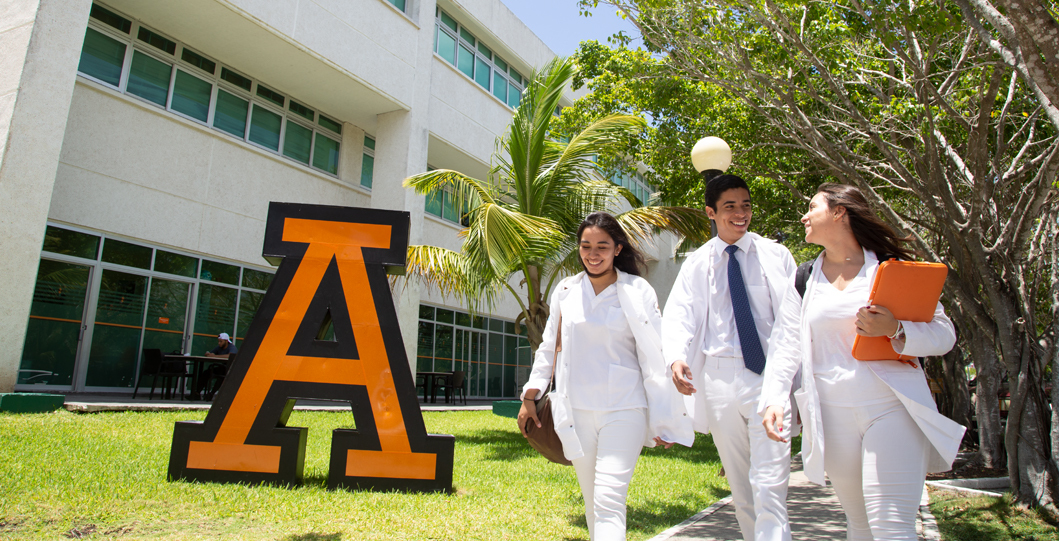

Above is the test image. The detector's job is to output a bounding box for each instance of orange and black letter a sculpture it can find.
[169,203,454,492]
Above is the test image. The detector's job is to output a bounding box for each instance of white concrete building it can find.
[1,0,668,400]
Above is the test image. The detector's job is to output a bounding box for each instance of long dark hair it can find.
[816,183,915,260]
[576,212,647,276]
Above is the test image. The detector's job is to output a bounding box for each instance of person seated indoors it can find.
[198,332,237,399]
[205,332,238,359]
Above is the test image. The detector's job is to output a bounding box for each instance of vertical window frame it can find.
[361,135,376,190]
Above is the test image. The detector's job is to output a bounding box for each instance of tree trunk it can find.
[1016,376,1059,515]
[518,264,549,356]
[971,331,1006,468]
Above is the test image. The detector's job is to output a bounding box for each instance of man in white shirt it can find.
[662,174,800,541]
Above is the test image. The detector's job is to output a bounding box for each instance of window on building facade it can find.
[423,166,470,225]
[19,224,274,390]
[434,8,525,110]
[608,169,656,205]
[361,136,375,189]
[76,3,343,178]
[386,0,406,12]
[417,304,529,398]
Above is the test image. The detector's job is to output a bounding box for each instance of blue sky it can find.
[499,0,639,57]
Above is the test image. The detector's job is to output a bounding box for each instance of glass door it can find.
[85,269,148,388]
[18,259,92,388]
[143,278,192,356]
[467,330,484,398]
[85,272,195,389]
[190,283,238,356]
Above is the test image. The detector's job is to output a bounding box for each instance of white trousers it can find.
[700,356,792,541]
[570,407,647,541]
[821,396,929,541]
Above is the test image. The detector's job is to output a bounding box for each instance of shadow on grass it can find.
[281,533,342,541]
[557,434,728,539]
[559,488,728,541]
[303,474,329,488]
[628,489,731,533]
[642,435,723,464]
[459,428,539,461]
[459,428,727,464]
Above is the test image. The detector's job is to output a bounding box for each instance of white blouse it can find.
[567,274,647,411]
[806,265,894,407]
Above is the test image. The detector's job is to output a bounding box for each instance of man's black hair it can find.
[704,174,751,211]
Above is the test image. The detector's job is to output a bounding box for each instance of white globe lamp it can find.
[690,136,732,180]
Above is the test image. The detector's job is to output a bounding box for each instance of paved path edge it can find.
[647,496,734,541]
[647,482,942,541]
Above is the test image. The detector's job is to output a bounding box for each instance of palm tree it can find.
[403,56,711,353]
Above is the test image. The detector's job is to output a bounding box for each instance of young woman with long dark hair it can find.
[518,211,693,541]
[761,183,964,540]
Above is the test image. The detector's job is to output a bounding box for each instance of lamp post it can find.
[691,136,732,237]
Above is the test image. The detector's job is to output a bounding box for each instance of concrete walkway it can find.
[649,454,940,540]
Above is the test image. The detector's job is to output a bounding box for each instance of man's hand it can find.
[762,405,787,443]
[204,352,215,357]
[653,437,675,449]
[671,360,696,395]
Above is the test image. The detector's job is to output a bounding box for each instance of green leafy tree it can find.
[402,57,712,352]
[553,43,827,257]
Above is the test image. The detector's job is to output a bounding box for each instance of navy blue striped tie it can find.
[725,244,766,374]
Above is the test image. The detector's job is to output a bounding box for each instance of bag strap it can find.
[795,261,813,298]
[547,314,562,391]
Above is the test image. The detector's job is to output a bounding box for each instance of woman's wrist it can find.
[888,321,905,340]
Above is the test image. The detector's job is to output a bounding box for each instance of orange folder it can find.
[852,260,948,362]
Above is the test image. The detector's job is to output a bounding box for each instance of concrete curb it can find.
[928,476,1008,490]
[919,482,942,541]
[925,481,1004,498]
[647,496,734,541]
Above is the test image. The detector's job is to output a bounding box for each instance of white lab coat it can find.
[759,249,966,486]
[661,233,802,436]
[522,270,695,461]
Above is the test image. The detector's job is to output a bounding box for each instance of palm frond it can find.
[404,245,503,308]
[404,169,492,218]
[546,114,647,188]
[502,57,576,216]
[546,239,584,290]
[615,206,713,249]
[462,203,564,277]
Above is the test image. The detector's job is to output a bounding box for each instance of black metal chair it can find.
[200,353,233,401]
[415,373,428,400]
[133,348,190,400]
[433,370,467,405]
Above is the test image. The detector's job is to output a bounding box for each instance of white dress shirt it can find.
[568,275,647,411]
[703,234,776,359]
[805,266,893,407]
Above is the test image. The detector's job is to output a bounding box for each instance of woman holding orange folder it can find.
[760,183,964,540]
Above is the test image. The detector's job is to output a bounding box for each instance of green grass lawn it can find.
[930,488,1059,541]
[0,409,727,540]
